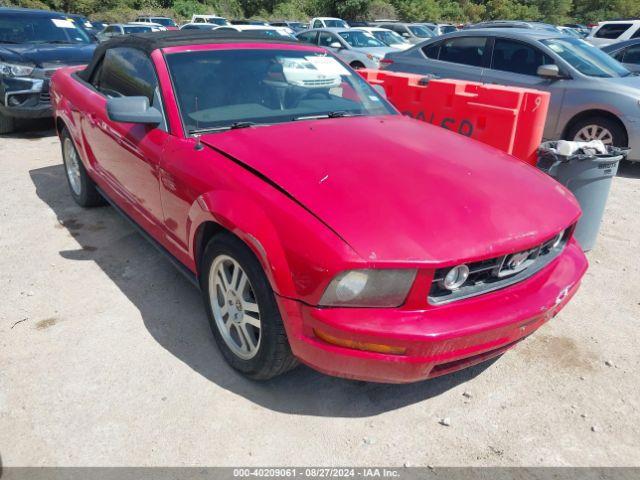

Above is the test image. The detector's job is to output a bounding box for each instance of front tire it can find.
[565,116,627,148]
[201,233,297,380]
[350,61,365,70]
[60,128,105,207]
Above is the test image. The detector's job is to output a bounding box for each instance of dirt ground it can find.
[1,119,639,467]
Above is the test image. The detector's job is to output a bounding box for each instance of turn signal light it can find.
[313,329,406,355]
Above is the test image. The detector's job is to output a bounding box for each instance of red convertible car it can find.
[51,31,588,383]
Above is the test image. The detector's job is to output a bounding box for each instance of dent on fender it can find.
[188,191,297,297]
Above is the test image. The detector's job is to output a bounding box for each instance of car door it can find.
[480,37,566,137]
[394,36,489,81]
[319,31,354,64]
[81,47,168,234]
[619,44,640,72]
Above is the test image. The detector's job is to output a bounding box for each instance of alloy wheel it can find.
[63,137,82,196]
[573,124,614,145]
[208,255,261,360]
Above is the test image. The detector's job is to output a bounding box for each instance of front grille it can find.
[428,228,571,305]
[303,79,337,86]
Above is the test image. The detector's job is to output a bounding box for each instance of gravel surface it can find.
[1,120,639,467]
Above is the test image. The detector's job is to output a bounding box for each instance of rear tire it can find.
[565,115,627,148]
[200,233,298,380]
[0,110,14,135]
[60,127,105,207]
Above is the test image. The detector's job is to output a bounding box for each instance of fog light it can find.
[441,264,469,290]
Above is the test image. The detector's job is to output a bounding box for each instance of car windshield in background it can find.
[0,14,91,44]
[338,30,386,48]
[152,18,177,27]
[123,26,153,34]
[325,20,348,28]
[374,30,407,45]
[440,25,457,34]
[207,18,229,25]
[166,49,395,133]
[408,25,434,37]
[541,37,631,77]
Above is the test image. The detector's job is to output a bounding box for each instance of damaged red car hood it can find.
[201,115,581,265]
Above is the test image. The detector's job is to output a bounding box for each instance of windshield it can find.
[408,25,434,38]
[440,25,457,34]
[166,49,395,133]
[541,37,631,77]
[325,20,348,28]
[338,30,386,48]
[152,18,177,27]
[372,30,407,45]
[207,18,229,25]
[123,26,152,34]
[0,14,91,44]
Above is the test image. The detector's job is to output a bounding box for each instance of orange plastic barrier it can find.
[358,69,550,166]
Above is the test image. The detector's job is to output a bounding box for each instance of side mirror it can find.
[106,96,162,125]
[537,64,562,79]
[329,41,343,49]
[372,84,387,99]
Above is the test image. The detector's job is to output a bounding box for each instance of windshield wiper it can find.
[294,111,363,121]
[189,121,259,134]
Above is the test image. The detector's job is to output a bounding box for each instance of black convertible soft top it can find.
[79,30,300,81]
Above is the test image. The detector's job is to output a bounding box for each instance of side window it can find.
[92,47,159,103]
[422,41,441,59]
[491,38,554,75]
[195,18,203,23]
[297,31,317,44]
[611,48,626,61]
[313,20,322,28]
[318,31,335,47]
[595,23,632,39]
[632,26,640,38]
[623,45,640,64]
[439,37,487,67]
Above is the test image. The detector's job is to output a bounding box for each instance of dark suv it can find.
[0,7,96,133]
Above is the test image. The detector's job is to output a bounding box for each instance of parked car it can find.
[51,30,587,383]
[353,27,411,50]
[587,20,640,47]
[296,28,395,69]
[97,24,154,41]
[231,20,269,26]
[128,21,166,32]
[215,25,295,39]
[382,29,640,160]
[0,7,96,134]
[270,20,308,32]
[465,20,560,32]
[563,23,590,37]
[91,20,109,32]
[375,22,436,44]
[602,39,640,72]
[310,17,349,29]
[180,23,217,31]
[190,14,230,26]
[557,26,585,39]
[134,16,178,30]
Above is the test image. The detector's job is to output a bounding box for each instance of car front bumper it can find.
[0,76,52,119]
[278,239,588,383]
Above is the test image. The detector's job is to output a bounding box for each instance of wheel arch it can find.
[188,191,296,297]
[562,109,628,145]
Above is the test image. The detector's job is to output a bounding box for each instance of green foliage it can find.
[6,0,640,26]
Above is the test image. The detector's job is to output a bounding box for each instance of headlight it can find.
[0,61,35,77]
[319,269,417,307]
